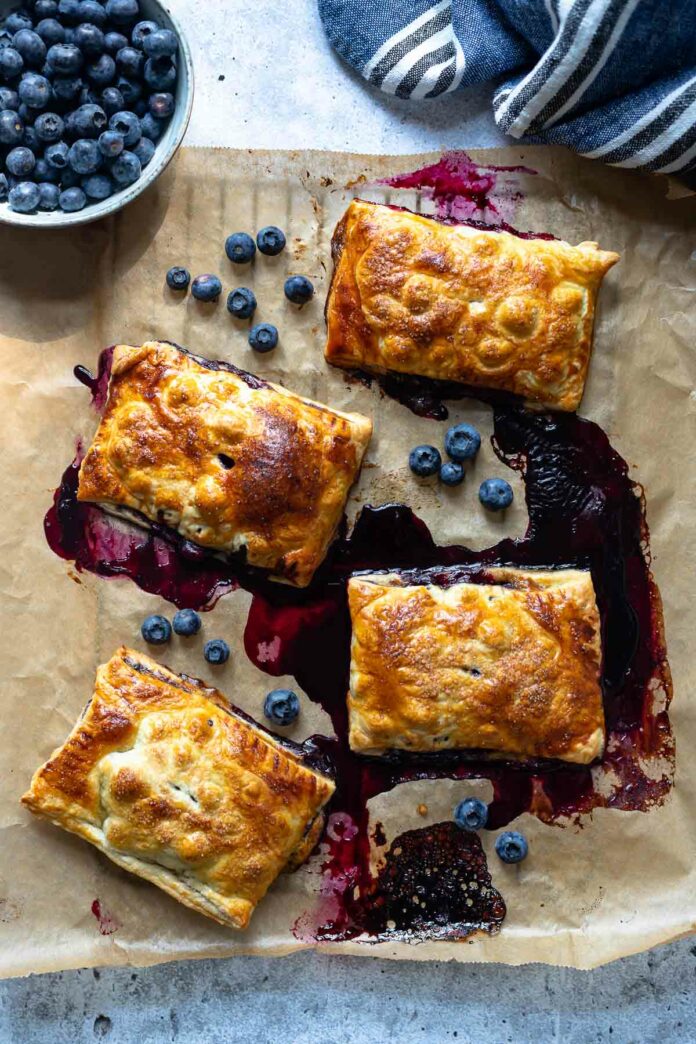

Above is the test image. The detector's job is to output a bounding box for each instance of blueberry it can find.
[78,84,99,105]
[82,171,111,198]
[114,74,140,105]
[172,608,201,636]
[63,27,76,43]
[454,797,488,832]
[0,47,24,79]
[225,231,255,264]
[0,30,12,50]
[57,0,82,25]
[132,134,153,166]
[191,273,222,302]
[22,123,39,150]
[97,127,121,156]
[263,688,300,727]
[256,225,285,256]
[132,95,146,116]
[68,136,100,172]
[5,13,33,35]
[115,44,142,77]
[46,42,82,74]
[51,73,82,101]
[139,110,160,141]
[35,18,65,46]
[478,478,513,511]
[74,23,105,56]
[0,173,8,200]
[12,29,47,67]
[203,638,229,665]
[34,109,63,141]
[77,0,107,28]
[408,444,441,477]
[72,101,106,135]
[6,145,35,176]
[8,180,39,212]
[166,265,190,291]
[143,55,176,91]
[108,107,138,145]
[59,184,86,210]
[34,0,59,17]
[100,84,123,114]
[38,179,59,208]
[105,0,139,25]
[140,613,171,645]
[495,831,528,864]
[0,109,24,145]
[444,423,481,462]
[85,52,115,86]
[284,275,314,304]
[45,139,68,167]
[109,146,139,184]
[103,30,127,55]
[0,86,19,109]
[248,322,278,352]
[226,287,256,319]
[440,461,464,486]
[148,90,173,118]
[17,100,36,124]
[60,166,81,187]
[142,28,177,58]
[131,19,158,47]
[33,156,58,181]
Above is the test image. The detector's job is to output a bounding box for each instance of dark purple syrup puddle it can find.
[43,154,673,945]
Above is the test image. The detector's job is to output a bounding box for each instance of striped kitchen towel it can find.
[318,0,696,175]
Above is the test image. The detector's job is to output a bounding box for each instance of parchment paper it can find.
[1,147,694,976]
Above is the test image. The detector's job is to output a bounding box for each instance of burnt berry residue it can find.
[315,821,506,943]
[45,154,673,945]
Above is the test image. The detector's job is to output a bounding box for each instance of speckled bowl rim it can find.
[0,0,194,229]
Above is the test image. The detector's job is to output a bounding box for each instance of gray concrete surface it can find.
[1,2,694,1041]
[2,941,696,1043]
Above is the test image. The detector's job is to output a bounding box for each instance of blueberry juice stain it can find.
[44,157,673,945]
[45,360,673,945]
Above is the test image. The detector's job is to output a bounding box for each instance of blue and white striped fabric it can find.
[318,0,696,174]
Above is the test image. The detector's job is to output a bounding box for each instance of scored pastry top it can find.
[77,341,373,586]
[347,567,605,764]
[325,199,619,412]
[22,647,335,930]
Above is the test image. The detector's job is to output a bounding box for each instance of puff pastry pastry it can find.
[77,341,373,587]
[22,647,335,930]
[347,568,604,763]
[325,200,619,412]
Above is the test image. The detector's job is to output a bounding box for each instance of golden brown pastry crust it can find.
[325,200,619,412]
[347,568,604,763]
[77,341,373,587]
[21,647,335,930]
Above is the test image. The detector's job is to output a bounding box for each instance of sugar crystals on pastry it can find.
[325,199,619,412]
[77,341,373,587]
[21,647,335,930]
[347,567,605,764]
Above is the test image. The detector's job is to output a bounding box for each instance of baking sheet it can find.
[0,146,694,976]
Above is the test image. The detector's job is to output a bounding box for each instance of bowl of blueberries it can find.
[0,0,193,226]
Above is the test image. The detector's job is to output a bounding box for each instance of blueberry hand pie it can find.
[325,200,619,412]
[22,647,335,929]
[347,568,604,764]
[77,341,373,587]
